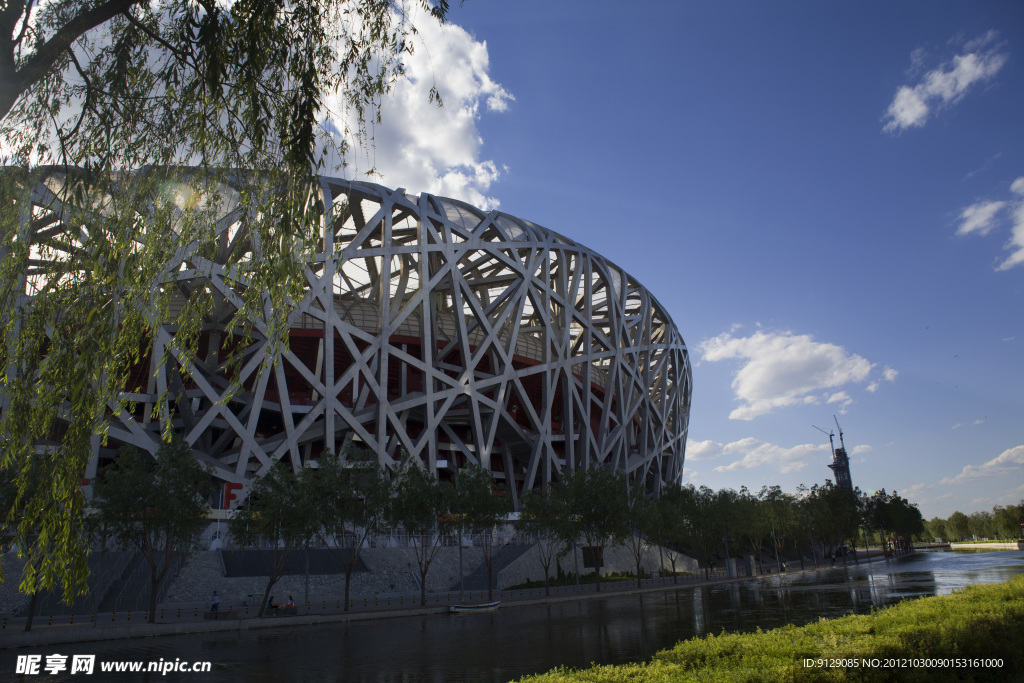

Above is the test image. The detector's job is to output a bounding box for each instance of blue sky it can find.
[333,1,1024,520]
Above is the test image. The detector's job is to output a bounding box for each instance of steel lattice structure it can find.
[11,170,691,508]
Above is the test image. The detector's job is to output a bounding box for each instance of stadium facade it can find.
[12,170,691,509]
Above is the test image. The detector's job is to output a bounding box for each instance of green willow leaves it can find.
[0,0,451,601]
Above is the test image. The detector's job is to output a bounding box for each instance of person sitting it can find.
[267,596,278,611]
[286,596,295,608]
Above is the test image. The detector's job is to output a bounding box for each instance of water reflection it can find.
[23,551,1024,682]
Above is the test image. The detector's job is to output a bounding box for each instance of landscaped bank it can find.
[950,541,1024,550]
[517,575,1024,682]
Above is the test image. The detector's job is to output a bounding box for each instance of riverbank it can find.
[1,550,893,649]
[516,573,1024,682]
[950,541,1024,550]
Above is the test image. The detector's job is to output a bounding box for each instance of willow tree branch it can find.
[0,0,139,121]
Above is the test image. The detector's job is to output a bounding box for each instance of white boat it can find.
[449,600,501,614]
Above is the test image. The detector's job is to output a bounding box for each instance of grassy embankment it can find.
[517,575,1024,682]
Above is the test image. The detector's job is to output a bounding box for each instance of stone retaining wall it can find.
[0,553,30,614]
[3,542,700,615]
[499,543,698,589]
[163,547,485,606]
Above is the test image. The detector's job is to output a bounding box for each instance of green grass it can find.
[516,575,1024,682]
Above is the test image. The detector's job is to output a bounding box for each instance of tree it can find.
[925,516,948,542]
[2,0,449,146]
[0,454,72,631]
[91,440,211,623]
[967,511,995,541]
[864,489,922,555]
[801,482,862,561]
[993,503,1024,540]
[308,450,391,612]
[517,485,568,596]
[648,485,690,583]
[452,464,510,601]
[728,487,769,573]
[674,484,719,579]
[553,467,629,592]
[624,483,656,587]
[886,492,924,549]
[0,0,452,601]
[0,463,15,550]
[759,485,798,571]
[389,463,455,606]
[230,465,318,617]
[946,511,971,541]
[705,487,749,574]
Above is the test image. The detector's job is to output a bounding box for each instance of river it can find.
[12,549,1024,682]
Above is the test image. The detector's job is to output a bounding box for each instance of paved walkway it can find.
[1,550,896,650]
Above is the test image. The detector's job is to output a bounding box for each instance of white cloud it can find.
[939,444,1024,485]
[882,366,898,382]
[703,437,830,475]
[993,485,1024,506]
[955,177,1024,271]
[685,440,726,462]
[957,200,1007,236]
[883,32,1007,133]
[952,419,984,430]
[698,329,877,420]
[901,482,932,499]
[965,152,1002,180]
[849,444,872,465]
[3,8,513,211]
[827,391,852,413]
[323,17,513,209]
[884,86,930,132]
[996,179,1024,270]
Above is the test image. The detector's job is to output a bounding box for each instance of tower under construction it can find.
[814,418,853,491]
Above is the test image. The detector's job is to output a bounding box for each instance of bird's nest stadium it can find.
[8,169,691,508]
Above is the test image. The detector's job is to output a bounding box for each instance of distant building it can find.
[827,420,853,490]
[828,444,853,490]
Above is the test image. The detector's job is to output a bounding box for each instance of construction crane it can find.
[812,424,834,454]
[812,419,853,491]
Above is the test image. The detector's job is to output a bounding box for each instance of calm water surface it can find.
[14,550,1024,682]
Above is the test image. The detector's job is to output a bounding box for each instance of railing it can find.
[84,550,135,613]
[213,524,561,552]
[3,578,710,630]
[455,537,536,591]
[110,555,150,612]
[114,552,188,612]
[153,553,186,607]
[365,527,530,549]
[28,550,136,617]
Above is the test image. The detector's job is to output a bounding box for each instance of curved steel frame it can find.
[13,171,691,507]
